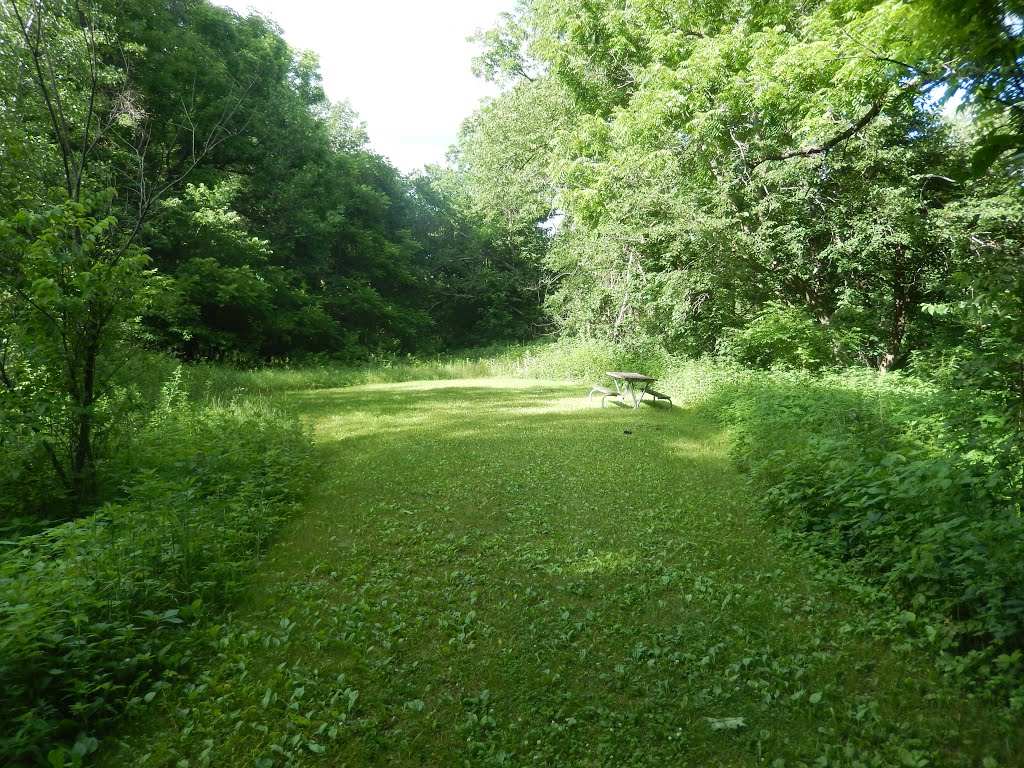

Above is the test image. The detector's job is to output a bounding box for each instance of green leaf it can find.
[971,134,1024,175]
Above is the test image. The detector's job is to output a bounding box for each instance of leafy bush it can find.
[0,430,67,533]
[0,377,312,764]
[717,303,839,371]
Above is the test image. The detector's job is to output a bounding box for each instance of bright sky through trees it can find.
[217,0,514,173]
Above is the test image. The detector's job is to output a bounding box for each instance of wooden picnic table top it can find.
[606,371,657,383]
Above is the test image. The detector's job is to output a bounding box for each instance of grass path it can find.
[102,379,1016,767]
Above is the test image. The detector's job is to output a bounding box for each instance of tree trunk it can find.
[878,277,912,373]
[612,247,636,339]
[70,339,99,504]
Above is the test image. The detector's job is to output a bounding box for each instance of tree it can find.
[0,193,150,503]
[436,76,573,344]
[0,0,148,503]
[0,0,253,504]
[144,180,343,361]
[409,165,546,347]
[470,0,1024,369]
[851,0,1024,172]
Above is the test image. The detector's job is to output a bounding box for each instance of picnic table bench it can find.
[588,385,620,408]
[642,388,673,409]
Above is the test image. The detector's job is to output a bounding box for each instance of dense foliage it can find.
[0,0,544,509]
[468,0,1024,373]
[0,372,312,764]
[666,362,1024,705]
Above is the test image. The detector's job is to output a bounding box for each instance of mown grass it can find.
[98,377,1019,767]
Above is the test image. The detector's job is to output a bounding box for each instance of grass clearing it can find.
[100,378,1019,767]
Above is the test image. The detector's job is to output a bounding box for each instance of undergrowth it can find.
[98,376,1019,767]
[0,371,313,765]
[656,360,1024,710]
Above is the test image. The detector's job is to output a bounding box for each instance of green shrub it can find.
[0,381,312,764]
[717,303,840,371]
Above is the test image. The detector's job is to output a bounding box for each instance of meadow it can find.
[82,347,1021,767]
[3,344,1022,766]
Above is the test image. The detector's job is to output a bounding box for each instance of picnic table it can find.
[606,371,655,409]
[589,372,673,410]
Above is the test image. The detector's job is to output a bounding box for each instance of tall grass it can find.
[184,337,673,397]
[159,337,676,398]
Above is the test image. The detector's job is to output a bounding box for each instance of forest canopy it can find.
[465,0,1024,374]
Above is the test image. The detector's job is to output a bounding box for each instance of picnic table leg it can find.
[637,383,651,408]
[612,378,626,403]
[630,382,650,409]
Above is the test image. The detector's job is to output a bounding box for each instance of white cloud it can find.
[218,0,512,172]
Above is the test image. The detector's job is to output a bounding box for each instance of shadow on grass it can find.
[286,381,724,485]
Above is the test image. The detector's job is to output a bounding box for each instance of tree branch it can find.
[751,75,922,170]
[10,0,74,197]
[751,100,885,169]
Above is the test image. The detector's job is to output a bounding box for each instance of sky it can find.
[216,0,516,174]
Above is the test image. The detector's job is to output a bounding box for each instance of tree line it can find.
[0,0,544,505]
[462,0,1024,386]
[3,0,1024,508]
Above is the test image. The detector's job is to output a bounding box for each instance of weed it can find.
[0,387,312,764]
